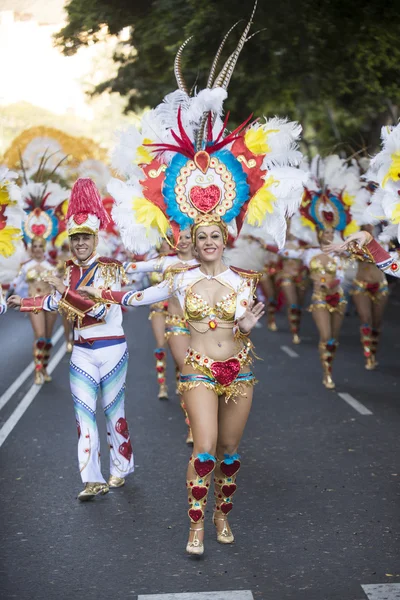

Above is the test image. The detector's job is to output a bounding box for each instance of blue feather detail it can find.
[223,452,241,464]
[197,452,216,463]
[214,150,249,223]
[162,149,250,229]
[310,193,347,232]
[163,154,193,229]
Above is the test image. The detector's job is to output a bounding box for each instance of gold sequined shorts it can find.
[165,314,190,339]
[149,301,169,320]
[279,271,308,291]
[178,344,255,402]
[350,279,389,303]
[308,289,347,314]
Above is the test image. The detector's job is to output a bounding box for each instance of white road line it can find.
[138,592,254,600]
[280,345,299,358]
[0,342,67,448]
[0,325,64,411]
[338,392,373,416]
[362,583,400,599]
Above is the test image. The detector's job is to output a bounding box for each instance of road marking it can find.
[138,593,254,600]
[362,583,400,599]
[0,325,64,411]
[338,393,373,416]
[280,345,299,358]
[0,342,67,448]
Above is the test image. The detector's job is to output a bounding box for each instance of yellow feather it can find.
[0,185,10,205]
[342,191,354,206]
[343,220,359,237]
[301,215,316,230]
[0,227,21,257]
[132,197,169,235]
[391,202,400,224]
[134,138,154,165]
[247,177,278,225]
[382,152,400,187]
[244,127,279,155]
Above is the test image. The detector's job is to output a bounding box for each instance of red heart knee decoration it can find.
[194,458,215,478]
[220,460,241,477]
[191,486,208,501]
[188,508,203,523]
[221,502,233,515]
[221,483,237,497]
[210,358,241,386]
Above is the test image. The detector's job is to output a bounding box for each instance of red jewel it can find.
[391,262,398,271]
[190,482,193,486]
[238,354,242,359]
[204,358,208,363]
[196,355,201,360]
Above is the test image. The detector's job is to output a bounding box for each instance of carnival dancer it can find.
[11,166,67,384]
[296,155,363,389]
[124,228,197,439]
[80,1,306,554]
[8,178,135,500]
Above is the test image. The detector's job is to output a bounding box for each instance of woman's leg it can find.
[168,334,193,443]
[353,293,374,368]
[183,383,219,553]
[312,308,336,388]
[150,312,168,399]
[370,294,389,368]
[42,311,59,382]
[29,312,46,384]
[282,282,301,343]
[213,385,253,542]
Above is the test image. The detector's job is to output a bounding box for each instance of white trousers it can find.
[69,342,135,483]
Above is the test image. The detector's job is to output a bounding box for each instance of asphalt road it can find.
[0,291,399,600]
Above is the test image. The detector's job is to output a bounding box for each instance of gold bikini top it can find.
[309,257,337,276]
[25,267,54,283]
[185,290,236,327]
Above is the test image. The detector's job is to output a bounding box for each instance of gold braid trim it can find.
[58,297,103,326]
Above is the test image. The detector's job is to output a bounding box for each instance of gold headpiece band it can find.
[190,215,228,244]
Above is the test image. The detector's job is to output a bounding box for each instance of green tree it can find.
[55,0,400,155]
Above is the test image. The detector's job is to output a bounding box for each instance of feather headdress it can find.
[108,1,306,253]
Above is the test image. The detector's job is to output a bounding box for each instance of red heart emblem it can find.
[220,460,241,477]
[115,417,129,439]
[322,210,334,223]
[188,508,203,523]
[31,224,46,236]
[191,486,208,501]
[154,351,165,360]
[221,483,237,497]
[221,502,233,515]
[73,213,89,225]
[189,184,221,213]
[119,440,132,462]
[325,292,340,307]
[194,458,215,478]
[210,358,241,386]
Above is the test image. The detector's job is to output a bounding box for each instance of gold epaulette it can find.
[164,263,200,278]
[229,265,262,283]
[97,257,129,286]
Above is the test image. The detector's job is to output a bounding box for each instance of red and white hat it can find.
[66,178,110,236]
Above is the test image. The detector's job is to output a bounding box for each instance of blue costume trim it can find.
[223,452,241,464]
[197,452,216,463]
[74,337,126,350]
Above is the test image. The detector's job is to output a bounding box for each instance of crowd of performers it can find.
[1,2,400,557]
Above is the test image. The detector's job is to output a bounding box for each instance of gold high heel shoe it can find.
[34,369,44,385]
[186,526,204,555]
[186,427,193,445]
[213,515,234,544]
[43,369,52,383]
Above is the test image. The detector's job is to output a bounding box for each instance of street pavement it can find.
[0,290,399,600]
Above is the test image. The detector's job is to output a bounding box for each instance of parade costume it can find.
[104,0,306,554]
[17,179,134,497]
[0,167,24,315]
[296,155,363,389]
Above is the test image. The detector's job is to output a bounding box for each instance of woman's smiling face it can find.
[195,225,225,262]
